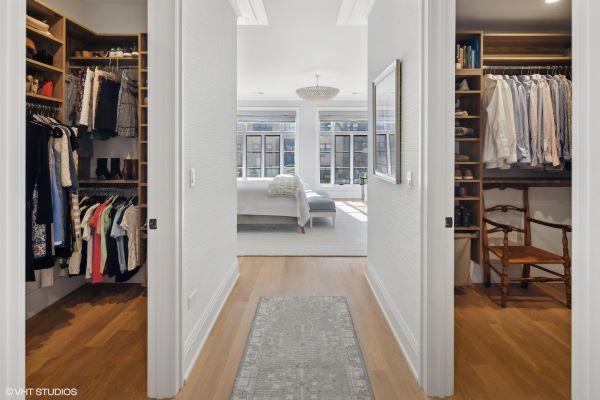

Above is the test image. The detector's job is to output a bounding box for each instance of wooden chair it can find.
[482,186,572,308]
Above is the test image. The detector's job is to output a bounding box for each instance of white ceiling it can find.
[457,0,571,31]
[237,0,367,100]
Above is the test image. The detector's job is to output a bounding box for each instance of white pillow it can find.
[267,174,300,198]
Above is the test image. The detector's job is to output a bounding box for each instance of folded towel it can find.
[267,174,300,198]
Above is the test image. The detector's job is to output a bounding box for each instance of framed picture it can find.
[372,59,401,184]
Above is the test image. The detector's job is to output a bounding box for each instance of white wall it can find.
[237,99,367,198]
[366,0,423,378]
[42,0,147,32]
[180,0,239,380]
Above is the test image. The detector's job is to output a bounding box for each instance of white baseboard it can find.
[364,260,420,380]
[182,258,240,380]
[26,276,86,319]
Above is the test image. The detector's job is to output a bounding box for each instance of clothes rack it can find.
[26,102,61,116]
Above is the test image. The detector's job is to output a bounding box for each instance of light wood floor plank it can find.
[25,258,570,400]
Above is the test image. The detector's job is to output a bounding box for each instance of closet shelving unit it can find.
[25,0,149,268]
[26,0,66,115]
[454,32,573,263]
[455,31,484,261]
[137,33,148,261]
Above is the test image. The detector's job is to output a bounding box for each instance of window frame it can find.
[318,115,368,186]
[237,117,297,178]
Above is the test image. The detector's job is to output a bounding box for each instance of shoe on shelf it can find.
[455,206,464,227]
[455,153,470,162]
[457,187,469,198]
[455,110,469,117]
[457,79,470,91]
[462,169,474,180]
[455,127,477,137]
[455,168,463,180]
[110,158,123,180]
[461,208,473,227]
[95,158,112,180]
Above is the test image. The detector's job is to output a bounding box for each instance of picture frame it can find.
[372,59,401,184]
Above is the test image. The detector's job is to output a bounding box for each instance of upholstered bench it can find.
[306,191,336,228]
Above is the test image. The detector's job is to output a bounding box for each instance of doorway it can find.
[453,1,573,398]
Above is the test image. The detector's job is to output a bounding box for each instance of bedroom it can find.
[235,0,369,257]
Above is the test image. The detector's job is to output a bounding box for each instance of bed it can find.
[237,178,310,233]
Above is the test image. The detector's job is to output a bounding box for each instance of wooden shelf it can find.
[26,58,63,74]
[26,93,63,103]
[455,179,481,183]
[455,138,480,142]
[79,179,138,185]
[455,69,482,76]
[483,55,571,65]
[455,90,481,94]
[455,161,480,165]
[455,115,480,119]
[69,56,139,65]
[455,197,480,201]
[483,178,572,188]
[26,26,64,47]
[140,86,148,90]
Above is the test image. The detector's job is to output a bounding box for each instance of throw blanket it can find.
[267,174,300,198]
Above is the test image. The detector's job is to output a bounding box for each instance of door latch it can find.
[149,218,158,230]
[445,217,453,228]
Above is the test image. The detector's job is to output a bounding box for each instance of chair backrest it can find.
[482,185,532,246]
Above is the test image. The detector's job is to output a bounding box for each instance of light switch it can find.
[189,168,196,187]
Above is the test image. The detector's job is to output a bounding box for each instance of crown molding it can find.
[337,0,376,26]
[230,0,269,25]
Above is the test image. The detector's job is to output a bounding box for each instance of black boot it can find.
[95,158,112,180]
[110,158,123,180]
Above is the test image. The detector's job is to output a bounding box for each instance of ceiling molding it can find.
[231,0,270,26]
[336,0,376,26]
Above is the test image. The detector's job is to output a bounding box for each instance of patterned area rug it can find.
[231,296,374,400]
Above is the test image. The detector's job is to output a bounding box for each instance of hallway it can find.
[176,257,425,400]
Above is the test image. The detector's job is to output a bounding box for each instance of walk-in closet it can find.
[24,0,149,397]
[454,0,572,398]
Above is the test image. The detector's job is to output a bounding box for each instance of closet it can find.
[453,6,573,393]
[454,31,572,284]
[25,0,149,396]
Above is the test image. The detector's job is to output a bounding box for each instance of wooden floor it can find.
[26,284,147,400]
[453,283,571,400]
[25,258,571,400]
[176,257,425,400]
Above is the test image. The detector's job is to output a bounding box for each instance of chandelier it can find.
[296,75,339,102]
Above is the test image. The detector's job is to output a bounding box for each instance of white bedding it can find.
[237,178,310,227]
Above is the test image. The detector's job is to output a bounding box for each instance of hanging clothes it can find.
[482,72,572,170]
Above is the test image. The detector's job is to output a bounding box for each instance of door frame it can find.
[0,1,183,399]
[422,0,600,397]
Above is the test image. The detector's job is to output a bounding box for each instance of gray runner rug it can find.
[231,296,374,400]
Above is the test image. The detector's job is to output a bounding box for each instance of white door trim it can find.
[421,0,599,398]
[420,0,455,396]
[148,0,183,397]
[571,0,600,398]
[0,0,26,397]
[0,1,183,399]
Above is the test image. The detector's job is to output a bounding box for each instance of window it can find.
[236,116,296,178]
[319,118,368,185]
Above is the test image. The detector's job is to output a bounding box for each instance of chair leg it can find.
[564,261,572,309]
[501,263,509,308]
[521,264,531,289]
[483,248,491,287]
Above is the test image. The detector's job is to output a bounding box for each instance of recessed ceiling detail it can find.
[230,0,270,26]
[336,0,376,26]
